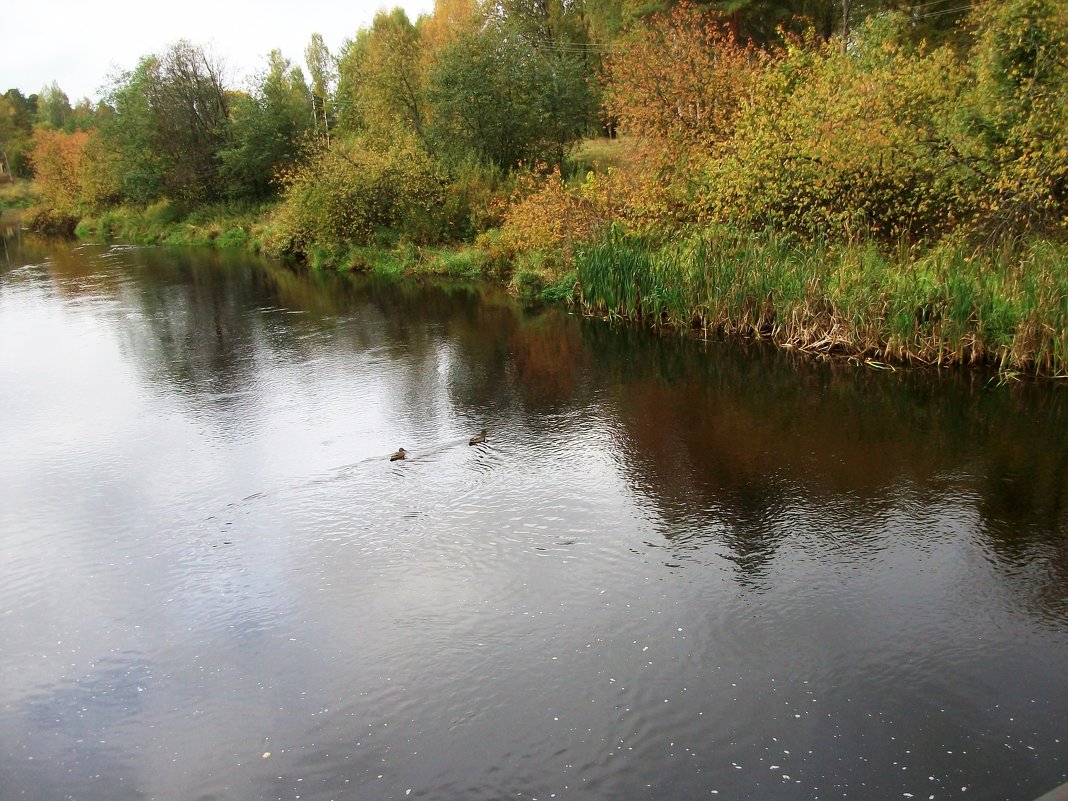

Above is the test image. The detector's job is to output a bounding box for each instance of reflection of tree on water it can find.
[1,210,20,262]
[970,399,1068,622]
[275,273,1068,606]
[108,248,280,400]
[345,275,594,418]
[577,322,1068,605]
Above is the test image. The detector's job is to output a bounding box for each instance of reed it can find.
[575,226,1068,375]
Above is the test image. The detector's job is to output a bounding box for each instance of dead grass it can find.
[569,137,638,175]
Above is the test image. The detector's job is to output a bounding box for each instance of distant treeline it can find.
[4,0,1005,238]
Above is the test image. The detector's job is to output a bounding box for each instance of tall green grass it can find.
[75,201,269,250]
[576,226,1068,375]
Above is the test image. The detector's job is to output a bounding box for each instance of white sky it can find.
[3,0,437,103]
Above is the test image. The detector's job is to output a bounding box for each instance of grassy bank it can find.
[59,199,1068,376]
[576,228,1068,376]
[68,202,530,285]
[67,199,578,298]
[0,180,37,210]
[74,201,272,250]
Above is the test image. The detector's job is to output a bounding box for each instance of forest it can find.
[2,0,1067,373]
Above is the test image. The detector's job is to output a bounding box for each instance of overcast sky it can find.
[3,0,437,103]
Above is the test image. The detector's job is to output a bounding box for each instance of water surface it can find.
[1,239,1066,801]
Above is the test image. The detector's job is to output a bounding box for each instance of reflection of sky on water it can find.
[0,241,1066,801]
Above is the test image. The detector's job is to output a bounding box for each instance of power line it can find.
[911,0,968,11]
[912,3,973,19]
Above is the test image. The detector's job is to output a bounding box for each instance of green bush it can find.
[439,160,505,241]
[215,227,248,249]
[266,135,445,260]
[953,0,1068,237]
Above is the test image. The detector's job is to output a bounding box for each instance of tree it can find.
[336,10,427,141]
[427,14,594,169]
[305,33,335,144]
[220,51,313,200]
[36,81,72,129]
[420,0,482,52]
[1,91,40,178]
[605,3,760,150]
[101,41,231,204]
[491,0,603,137]
[713,0,972,45]
[148,41,230,203]
[100,59,168,202]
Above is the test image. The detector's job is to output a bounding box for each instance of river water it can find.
[1,239,1066,801]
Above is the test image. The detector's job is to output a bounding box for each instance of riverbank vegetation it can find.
[3,0,1067,373]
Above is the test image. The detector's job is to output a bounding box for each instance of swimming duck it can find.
[390,447,407,461]
[469,429,487,445]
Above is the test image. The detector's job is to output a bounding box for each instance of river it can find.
[1,238,1066,801]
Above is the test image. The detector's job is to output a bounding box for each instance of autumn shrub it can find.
[579,158,684,233]
[30,128,120,220]
[496,167,614,271]
[700,16,972,242]
[952,0,1068,238]
[266,135,445,262]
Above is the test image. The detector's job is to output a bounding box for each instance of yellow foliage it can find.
[30,128,119,218]
[699,19,972,240]
[267,135,444,257]
[497,168,609,266]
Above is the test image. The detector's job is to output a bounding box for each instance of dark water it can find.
[1,238,1066,801]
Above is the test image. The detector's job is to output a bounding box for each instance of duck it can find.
[469,429,487,445]
[389,447,407,461]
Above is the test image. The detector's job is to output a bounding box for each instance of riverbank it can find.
[52,200,1068,377]
[0,180,36,211]
[578,228,1068,377]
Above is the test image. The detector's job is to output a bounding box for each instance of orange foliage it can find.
[30,128,117,217]
[605,3,762,151]
[497,167,610,264]
[31,129,89,215]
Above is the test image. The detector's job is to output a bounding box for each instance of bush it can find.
[954,0,1068,237]
[30,128,120,219]
[701,17,972,242]
[496,167,613,270]
[266,135,445,260]
[216,227,248,249]
[439,160,505,241]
